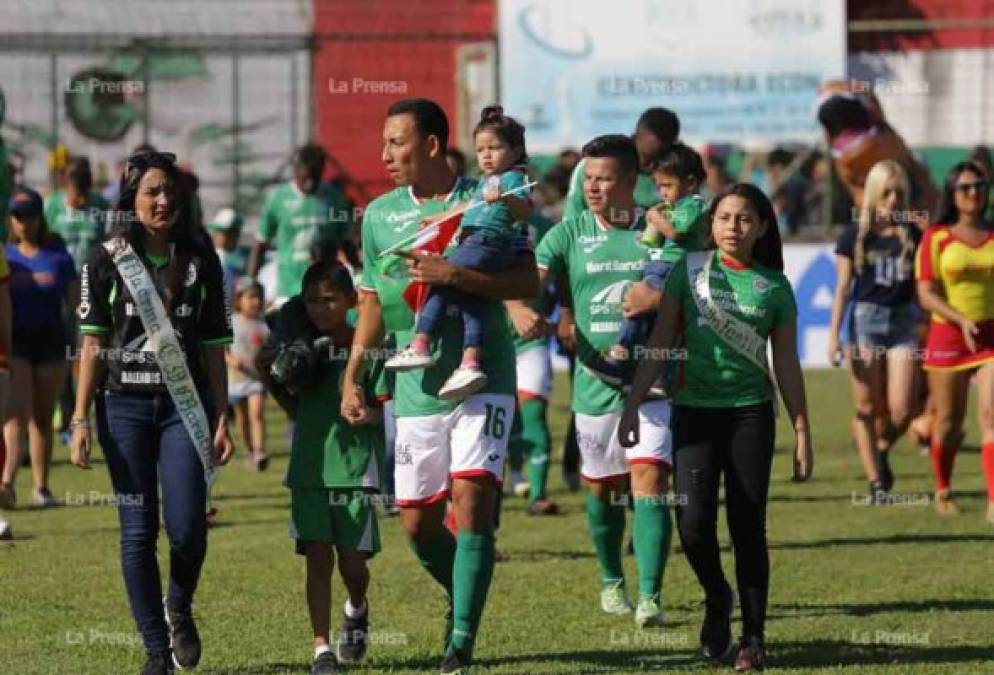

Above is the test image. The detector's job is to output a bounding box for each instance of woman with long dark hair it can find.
[2,186,77,508]
[619,183,812,671]
[915,160,994,520]
[69,152,233,674]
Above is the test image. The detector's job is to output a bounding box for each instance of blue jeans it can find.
[617,260,673,349]
[415,230,512,349]
[96,390,211,653]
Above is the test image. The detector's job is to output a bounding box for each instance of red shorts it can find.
[923,319,994,371]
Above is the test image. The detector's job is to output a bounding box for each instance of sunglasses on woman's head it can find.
[954,180,989,194]
[126,152,177,174]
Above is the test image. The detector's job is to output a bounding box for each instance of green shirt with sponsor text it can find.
[663,253,797,408]
[535,210,651,415]
[45,190,108,272]
[360,178,519,417]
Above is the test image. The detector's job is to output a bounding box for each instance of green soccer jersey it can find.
[512,211,556,354]
[536,210,652,415]
[562,158,660,221]
[664,252,797,408]
[360,178,519,417]
[658,194,710,265]
[45,190,108,272]
[258,181,352,299]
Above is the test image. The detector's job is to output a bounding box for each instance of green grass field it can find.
[2,369,993,674]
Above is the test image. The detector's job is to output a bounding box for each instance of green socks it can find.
[410,529,456,598]
[450,529,496,661]
[520,398,551,503]
[633,496,673,599]
[585,493,626,585]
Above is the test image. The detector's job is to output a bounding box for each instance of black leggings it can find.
[672,402,775,641]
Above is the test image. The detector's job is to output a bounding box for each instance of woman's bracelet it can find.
[69,418,90,430]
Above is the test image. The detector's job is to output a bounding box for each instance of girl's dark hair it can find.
[473,105,528,164]
[234,278,265,311]
[302,259,355,296]
[936,160,990,225]
[7,210,55,247]
[113,151,213,309]
[708,183,785,271]
[387,98,450,149]
[650,142,706,186]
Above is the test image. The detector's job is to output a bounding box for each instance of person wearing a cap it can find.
[1,186,77,509]
[207,207,244,298]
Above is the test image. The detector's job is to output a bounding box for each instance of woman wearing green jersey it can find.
[619,183,813,672]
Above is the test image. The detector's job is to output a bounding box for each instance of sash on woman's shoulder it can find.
[686,250,779,412]
[102,237,217,484]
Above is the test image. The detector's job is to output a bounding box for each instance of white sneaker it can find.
[635,595,665,628]
[600,579,633,615]
[0,518,11,540]
[385,346,436,372]
[437,367,488,401]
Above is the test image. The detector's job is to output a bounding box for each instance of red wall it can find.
[849,0,994,51]
[312,0,495,204]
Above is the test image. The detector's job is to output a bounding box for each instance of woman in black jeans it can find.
[69,152,233,675]
[619,184,812,672]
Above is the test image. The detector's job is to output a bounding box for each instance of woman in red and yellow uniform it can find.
[915,160,994,520]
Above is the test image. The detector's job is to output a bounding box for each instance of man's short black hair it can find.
[387,98,449,150]
[294,142,327,170]
[650,142,706,185]
[581,134,639,177]
[636,107,680,146]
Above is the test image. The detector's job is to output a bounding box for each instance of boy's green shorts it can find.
[289,488,381,557]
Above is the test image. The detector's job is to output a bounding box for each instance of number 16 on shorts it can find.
[393,394,516,506]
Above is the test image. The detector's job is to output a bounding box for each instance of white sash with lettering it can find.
[102,238,217,485]
[686,250,778,412]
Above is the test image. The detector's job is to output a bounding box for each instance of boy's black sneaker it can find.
[164,598,201,669]
[142,650,175,675]
[336,603,369,664]
[310,650,338,675]
[701,585,736,661]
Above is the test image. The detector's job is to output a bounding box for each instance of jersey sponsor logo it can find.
[585,260,644,274]
[78,264,91,319]
[121,371,162,385]
[395,443,413,466]
[589,280,631,328]
[579,233,608,254]
[590,279,631,305]
[753,277,771,293]
[125,302,137,317]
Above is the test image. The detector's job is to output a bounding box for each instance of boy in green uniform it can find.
[248,143,353,304]
[535,135,673,628]
[256,260,386,675]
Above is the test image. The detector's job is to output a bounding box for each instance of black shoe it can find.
[870,480,890,505]
[336,602,369,664]
[877,451,894,492]
[164,599,201,669]
[440,646,470,674]
[142,650,175,675]
[701,585,735,661]
[310,650,338,675]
